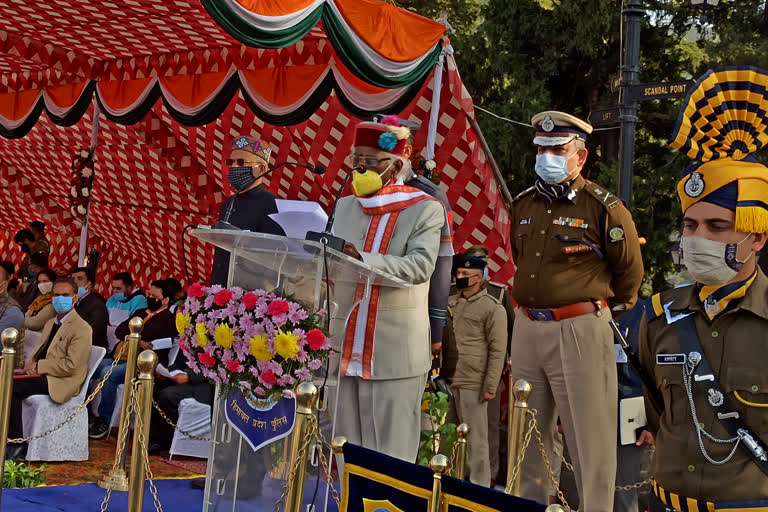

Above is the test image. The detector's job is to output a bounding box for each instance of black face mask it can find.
[147,298,163,311]
[455,276,478,290]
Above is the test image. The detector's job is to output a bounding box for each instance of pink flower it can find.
[242,292,258,310]
[277,374,296,386]
[295,350,308,363]
[261,370,277,386]
[214,289,233,306]
[226,360,243,373]
[198,352,216,367]
[267,300,289,316]
[308,359,323,371]
[306,329,326,351]
[188,283,205,299]
[254,386,266,395]
[295,368,312,381]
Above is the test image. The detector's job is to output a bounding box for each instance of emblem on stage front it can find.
[684,172,705,197]
[363,499,405,512]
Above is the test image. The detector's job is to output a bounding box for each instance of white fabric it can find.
[169,398,211,460]
[22,346,106,461]
[425,52,445,161]
[224,0,325,31]
[23,330,42,364]
[109,383,133,431]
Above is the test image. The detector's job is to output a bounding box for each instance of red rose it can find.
[214,289,233,306]
[198,352,216,367]
[267,299,290,316]
[306,329,326,351]
[261,370,277,385]
[242,292,258,310]
[188,282,205,299]
[226,360,242,373]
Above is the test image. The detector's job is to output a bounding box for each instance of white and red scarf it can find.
[341,185,453,379]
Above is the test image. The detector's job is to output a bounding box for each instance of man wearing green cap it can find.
[641,67,768,510]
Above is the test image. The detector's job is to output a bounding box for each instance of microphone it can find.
[213,161,323,230]
[306,166,360,252]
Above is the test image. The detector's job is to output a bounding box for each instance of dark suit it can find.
[75,292,109,348]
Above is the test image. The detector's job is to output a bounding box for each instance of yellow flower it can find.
[175,312,191,335]
[274,330,300,360]
[249,334,272,361]
[195,323,208,347]
[215,323,235,349]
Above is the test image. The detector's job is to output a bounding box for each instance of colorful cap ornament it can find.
[354,115,412,156]
[669,66,768,234]
[231,135,271,163]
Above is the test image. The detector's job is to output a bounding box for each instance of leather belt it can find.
[522,299,608,322]
[652,479,768,511]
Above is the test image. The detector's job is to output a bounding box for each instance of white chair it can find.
[22,346,106,461]
[169,398,211,459]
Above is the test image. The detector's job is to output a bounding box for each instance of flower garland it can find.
[69,149,94,223]
[176,283,333,399]
[412,154,440,184]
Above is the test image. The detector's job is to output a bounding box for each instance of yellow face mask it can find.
[351,161,396,197]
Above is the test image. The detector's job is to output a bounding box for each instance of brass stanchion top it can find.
[429,454,450,476]
[456,423,470,439]
[331,436,347,455]
[513,379,533,407]
[128,316,145,334]
[136,350,158,376]
[1,327,18,351]
[545,505,565,512]
[295,382,318,412]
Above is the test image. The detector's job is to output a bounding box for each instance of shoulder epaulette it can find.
[513,186,536,202]
[646,284,694,322]
[481,292,502,305]
[582,181,622,210]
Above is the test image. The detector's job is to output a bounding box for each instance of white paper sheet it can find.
[269,199,328,239]
[155,363,184,379]
[619,396,647,445]
[151,337,174,350]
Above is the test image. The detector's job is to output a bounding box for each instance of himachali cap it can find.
[669,66,768,234]
[531,111,593,147]
[354,115,412,156]
[231,135,271,164]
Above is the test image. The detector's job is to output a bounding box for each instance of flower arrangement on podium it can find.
[175,283,332,451]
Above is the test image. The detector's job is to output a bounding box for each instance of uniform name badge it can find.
[656,353,686,365]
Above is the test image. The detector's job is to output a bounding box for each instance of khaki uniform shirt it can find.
[509,175,644,309]
[639,270,768,501]
[443,289,507,393]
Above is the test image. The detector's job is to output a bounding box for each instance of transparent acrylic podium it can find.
[190,229,410,512]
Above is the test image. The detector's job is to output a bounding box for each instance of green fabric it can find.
[201,0,322,49]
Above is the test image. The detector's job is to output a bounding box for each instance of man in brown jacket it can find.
[445,254,507,486]
[7,278,92,459]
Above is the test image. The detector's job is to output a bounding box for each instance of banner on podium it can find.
[225,389,296,451]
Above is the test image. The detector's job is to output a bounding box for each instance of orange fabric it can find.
[334,0,444,63]
[240,64,327,107]
[97,77,154,111]
[45,82,90,109]
[334,57,389,94]
[235,0,316,17]
[160,72,230,109]
[0,88,41,122]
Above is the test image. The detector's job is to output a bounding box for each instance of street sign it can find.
[630,80,694,101]
[588,107,621,127]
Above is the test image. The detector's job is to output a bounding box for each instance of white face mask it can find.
[534,151,578,184]
[680,234,753,286]
[38,281,53,295]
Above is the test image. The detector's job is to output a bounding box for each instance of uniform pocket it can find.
[724,367,768,434]
[656,364,687,427]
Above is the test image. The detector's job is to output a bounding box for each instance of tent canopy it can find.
[0,0,513,292]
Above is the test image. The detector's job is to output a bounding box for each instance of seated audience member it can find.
[89,279,177,439]
[0,264,25,368]
[28,221,50,255]
[105,272,147,348]
[22,252,50,311]
[164,278,185,311]
[1,261,21,304]
[23,269,57,359]
[13,228,36,282]
[7,278,92,459]
[72,267,108,349]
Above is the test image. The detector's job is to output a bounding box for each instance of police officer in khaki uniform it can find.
[444,254,507,486]
[640,67,768,511]
[509,111,644,510]
[463,244,514,485]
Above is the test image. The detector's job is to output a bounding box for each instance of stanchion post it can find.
[454,423,469,480]
[99,316,144,491]
[284,382,319,512]
[429,454,449,512]
[545,505,565,512]
[0,328,19,508]
[506,379,533,496]
[127,349,158,512]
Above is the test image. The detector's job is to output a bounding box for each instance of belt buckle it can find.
[536,311,548,321]
[529,309,553,321]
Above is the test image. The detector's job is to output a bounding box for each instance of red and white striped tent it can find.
[0,0,514,292]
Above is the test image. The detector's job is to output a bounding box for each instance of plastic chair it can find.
[169,398,211,459]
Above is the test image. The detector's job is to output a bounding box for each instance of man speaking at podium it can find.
[210,136,285,286]
[333,116,451,461]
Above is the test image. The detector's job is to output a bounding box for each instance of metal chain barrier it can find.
[313,417,341,508]
[100,378,138,512]
[504,410,536,494]
[135,395,164,512]
[151,398,212,442]
[8,347,127,444]
[527,408,572,510]
[273,415,317,512]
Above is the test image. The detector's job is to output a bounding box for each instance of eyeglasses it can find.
[225,158,263,167]
[350,155,390,169]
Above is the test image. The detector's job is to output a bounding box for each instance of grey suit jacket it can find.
[333,195,445,380]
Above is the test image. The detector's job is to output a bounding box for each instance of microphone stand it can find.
[305,167,358,252]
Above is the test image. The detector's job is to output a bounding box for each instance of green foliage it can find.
[3,460,47,488]
[417,391,459,469]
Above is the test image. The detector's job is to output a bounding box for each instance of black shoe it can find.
[147,442,165,454]
[88,418,109,439]
[190,478,205,490]
[5,443,27,460]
